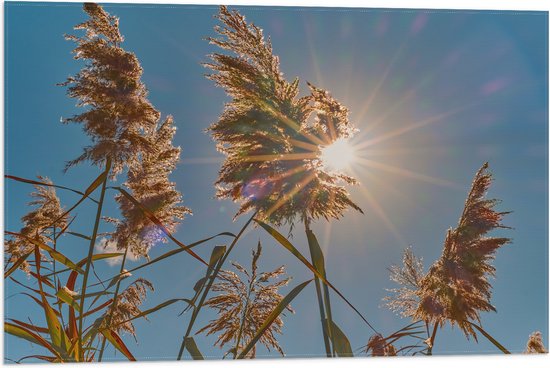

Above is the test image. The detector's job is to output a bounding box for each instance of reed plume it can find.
[61,2,161,177]
[4,177,67,274]
[197,242,292,358]
[525,331,548,354]
[206,5,361,227]
[366,334,397,357]
[109,116,191,259]
[101,278,154,339]
[386,163,511,339]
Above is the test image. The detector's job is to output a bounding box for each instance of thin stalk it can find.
[177,213,256,360]
[77,158,111,359]
[52,228,66,327]
[233,275,255,358]
[304,217,332,358]
[427,321,439,356]
[97,246,129,362]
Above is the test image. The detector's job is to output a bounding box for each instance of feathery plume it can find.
[366,333,397,357]
[61,3,161,177]
[384,247,425,319]
[197,242,292,358]
[206,6,362,226]
[385,163,511,338]
[109,116,191,258]
[4,177,67,274]
[525,331,548,354]
[101,278,154,338]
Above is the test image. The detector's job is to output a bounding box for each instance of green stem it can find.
[77,158,111,359]
[305,218,332,358]
[52,228,66,327]
[97,246,129,362]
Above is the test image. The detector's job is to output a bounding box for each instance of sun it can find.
[319,137,357,172]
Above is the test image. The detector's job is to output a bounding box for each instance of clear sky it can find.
[4,1,548,362]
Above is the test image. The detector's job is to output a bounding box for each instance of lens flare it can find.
[319,138,356,172]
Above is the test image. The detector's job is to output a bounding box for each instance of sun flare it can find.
[319,138,356,172]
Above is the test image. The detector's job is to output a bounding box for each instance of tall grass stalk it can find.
[97,246,129,361]
[77,158,111,357]
[304,218,333,357]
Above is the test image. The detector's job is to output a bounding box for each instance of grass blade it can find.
[255,219,378,334]
[8,319,49,334]
[183,337,204,360]
[5,174,98,204]
[326,319,353,357]
[6,231,84,274]
[100,329,136,361]
[468,321,510,354]
[306,227,334,356]
[113,299,196,328]
[4,251,33,278]
[237,279,312,359]
[4,322,60,357]
[56,288,81,312]
[114,187,207,265]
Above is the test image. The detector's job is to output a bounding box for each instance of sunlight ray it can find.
[303,17,325,87]
[262,102,328,146]
[263,172,317,219]
[289,138,320,152]
[242,152,318,162]
[354,41,408,124]
[351,174,408,247]
[354,102,476,151]
[357,158,462,190]
[361,168,431,214]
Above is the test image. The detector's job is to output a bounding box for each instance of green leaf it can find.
[101,329,136,361]
[113,299,195,328]
[326,320,353,357]
[184,337,204,360]
[255,220,378,333]
[306,229,326,277]
[5,174,98,203]
[56,288,81,312]
[237,279,312,359]
[65,231,92,241]
[4,322,60,357]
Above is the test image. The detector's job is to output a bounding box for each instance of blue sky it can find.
[4,1,548,362]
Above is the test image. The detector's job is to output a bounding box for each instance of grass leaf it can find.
[184,337,204,360]
[114,187,208,265]
[326,319,353,357]
[4,251,33,278]
[468,321,511,354]
[101,329,136,361]
[255,219,378,333]
[237,279,312,359]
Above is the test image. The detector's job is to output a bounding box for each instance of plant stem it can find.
[77,158,111,359]
[304,217,332,358]
[233,274,255,358]
[427,321,439,356]
[97,246,129,362]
